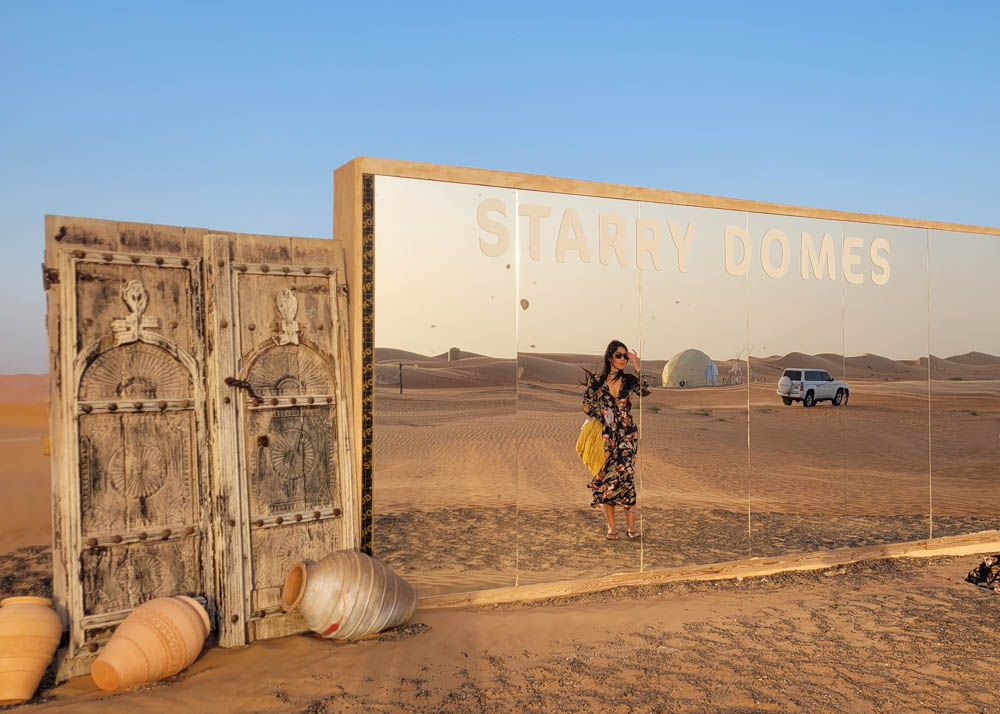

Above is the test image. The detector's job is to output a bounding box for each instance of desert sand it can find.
[3,553,1000,711]
[1,358,999,710]
[373,349,1000,596]
[0,375,51,554]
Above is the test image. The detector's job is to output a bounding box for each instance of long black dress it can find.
[582,371,647,510]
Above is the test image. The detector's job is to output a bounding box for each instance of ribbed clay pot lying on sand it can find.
[91,595,210,692]
[282,550,417,639]
[0,597,63,704]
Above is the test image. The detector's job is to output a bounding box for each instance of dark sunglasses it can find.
[612,351,628,359]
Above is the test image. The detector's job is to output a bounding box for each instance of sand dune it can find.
[763,352,845,376]
[375,360,515,388]
[946,351,1000,366]
[372,348,1000,389]
[374,347,438,362]
[0,374,48,404]
[517,354,589,385]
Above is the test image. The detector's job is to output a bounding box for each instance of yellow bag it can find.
[576,418,607,476]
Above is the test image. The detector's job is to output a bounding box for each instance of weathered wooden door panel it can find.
[249,520,339,610]
[245,405,337,513]
[45,217,214,679]
[77,411,196,533]
[206,234,355,645]
[80,537,202,615]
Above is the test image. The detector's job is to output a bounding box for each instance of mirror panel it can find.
[638,202,750,568]
[842,223,929,545]
[746,214,847,556]
[929,229,1000,537]
[515,190,641,584]
[367,169,1000,597]
[373,176,516,595]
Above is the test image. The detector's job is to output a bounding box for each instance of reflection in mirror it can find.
[929,230,1000,538]
[515,190,641,584]
[843,223,929,545]
[373,177,516,595]
[638,202,750,568]
[746,214,847,556]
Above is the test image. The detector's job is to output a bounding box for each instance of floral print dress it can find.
[582,371,647,510]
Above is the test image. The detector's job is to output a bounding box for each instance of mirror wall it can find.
[515,190,640,584]
[842,224,929,546]
[638,202,750,568]
[373,177,516,596]
[929,230,1000,537]
[746,214,847,557]
[372,174,1000,596]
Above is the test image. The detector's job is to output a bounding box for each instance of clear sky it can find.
[2,2,998,372]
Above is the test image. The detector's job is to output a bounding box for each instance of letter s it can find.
[870,238,891,286]
[477,198,509,257]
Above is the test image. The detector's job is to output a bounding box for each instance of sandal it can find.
[606,530,619,540]
[627,530,640,540]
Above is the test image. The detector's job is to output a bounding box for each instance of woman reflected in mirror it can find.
[582,340,647,540]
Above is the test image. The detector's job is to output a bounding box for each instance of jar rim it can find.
[1,596,53,607]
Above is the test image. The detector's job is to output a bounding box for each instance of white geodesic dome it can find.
[661,349,718,387]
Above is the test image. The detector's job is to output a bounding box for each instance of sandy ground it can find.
[0,375,51,553]
[1,361,999,710]
[4,554,1000,712]
[372,351,1000,595]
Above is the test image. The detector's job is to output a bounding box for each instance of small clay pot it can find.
[282,550,417,639]
[0,596,63,704]
[91,596,210,691]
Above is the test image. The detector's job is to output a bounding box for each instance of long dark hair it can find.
[582,339,627,386]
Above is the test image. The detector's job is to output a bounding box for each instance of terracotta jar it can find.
[282,550,417,639]
[91,595,210,692]
[0,596,63,705]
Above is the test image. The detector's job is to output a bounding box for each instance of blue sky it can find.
[1,1,997,372]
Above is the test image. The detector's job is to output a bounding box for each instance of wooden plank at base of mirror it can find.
[417,529,1000,611]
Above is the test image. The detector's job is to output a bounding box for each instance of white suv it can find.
[777,368,849,407]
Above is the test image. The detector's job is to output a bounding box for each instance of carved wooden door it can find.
[44,218,214,678]
[45,219,357,677]
[205,234,355,646]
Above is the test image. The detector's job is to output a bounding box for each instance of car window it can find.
[821,371,832,381]
[805,370,823,381]
[784,370,801,380]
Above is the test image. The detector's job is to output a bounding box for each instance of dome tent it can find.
[661,349,719,387]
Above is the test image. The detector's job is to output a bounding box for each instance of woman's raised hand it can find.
[628,350,640,371]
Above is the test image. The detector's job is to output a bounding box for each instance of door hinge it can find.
[42,264,59,290]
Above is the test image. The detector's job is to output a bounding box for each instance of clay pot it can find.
[0,597,63,704]
[282,550,417,639]
[91,596,210,692]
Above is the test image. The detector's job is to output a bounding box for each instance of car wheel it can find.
[782,397,792,406]
[803,391,815,407]
[842,390,849,406]
[833,389,843,406]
